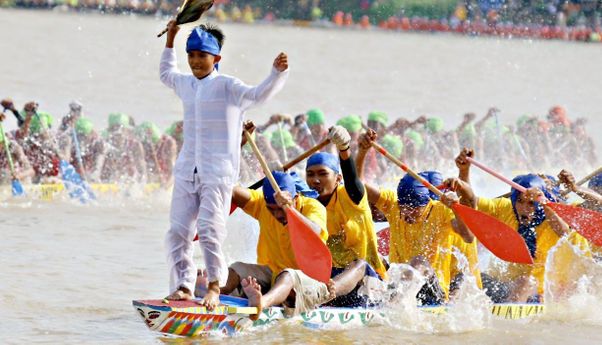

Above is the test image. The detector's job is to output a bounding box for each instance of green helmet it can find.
[75,117,94,136]
[336,115,362,133]
[405,130,424,150]
[381,134,403,157]
[426,117,444,134]
[271,129,295,149]
[306,108,325,127]
[368,111,388,127]
[108,112,130,129]
[29,111,54,134]
[136,121,161,144]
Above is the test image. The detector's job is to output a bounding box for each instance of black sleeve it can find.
[10,109,24,127]
[340,155,364,205]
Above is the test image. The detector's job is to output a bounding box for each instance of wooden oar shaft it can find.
[244,130,282,195]
[466,157,526,193]
[371,141,443,198]
[0,122,17,176]
[157,27,169,38]
[576,166,602,186]
[248,138,329,190]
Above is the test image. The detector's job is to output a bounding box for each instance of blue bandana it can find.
[186,27,221,69]
[397,171,442,207]
[263,171,297,205]
[590,172,602,189]
[290,171,319,199]
[510,174,554,258]
[306,152,341,174]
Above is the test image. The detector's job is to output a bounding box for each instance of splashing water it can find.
[543,235,602,324]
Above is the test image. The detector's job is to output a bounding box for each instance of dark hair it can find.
[198,23,225,48]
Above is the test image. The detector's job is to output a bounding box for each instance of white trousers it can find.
[165,175,231,295]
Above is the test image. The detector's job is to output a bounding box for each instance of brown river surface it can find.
[1,7,601,345]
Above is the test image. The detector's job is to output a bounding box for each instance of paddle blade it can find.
[377,227,390,256]
[11,179,25,196]
[546,202,602,246]
[285,207,332,283]
[59,160,96,203]
[176,0,214,25]
[452,203,534,264]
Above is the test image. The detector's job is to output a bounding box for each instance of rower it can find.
[453,149,591,302]
[357,129,474,305]
[224,171,334,319]
[305,125,387,307]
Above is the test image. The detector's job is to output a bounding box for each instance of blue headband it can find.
[263,171,310,205]
[397,171,441,207]
[590,173,602,189]
[186,28,221,70]
[306,152,340,174]
[510,174,556,206]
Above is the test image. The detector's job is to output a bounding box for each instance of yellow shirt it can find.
[242,189,328,280]
[375,189,455,296]
[447,232,483,289]
[325,185,387,279]
[477,197,590,295]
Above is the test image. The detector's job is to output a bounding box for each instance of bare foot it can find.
[327,279,337,300]
[195,270,208,297]
[199,281,220,310]
[165,286,193,301]
[241,277,264,321]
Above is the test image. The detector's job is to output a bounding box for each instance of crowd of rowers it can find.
[195,117,600,319]
[0,97,596,190]
[2,98,601,314]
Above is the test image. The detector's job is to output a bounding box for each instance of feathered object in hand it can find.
[157,0,215,37]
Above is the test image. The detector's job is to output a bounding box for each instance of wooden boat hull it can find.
[132,296,544,337]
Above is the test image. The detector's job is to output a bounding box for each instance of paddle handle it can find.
[157,27,169,38]
[576,166,602,186]
[0,122,17,176]
[244,130,282,195]
[466,157,527,193]
[371,141,443,198]
[248,138,330,190]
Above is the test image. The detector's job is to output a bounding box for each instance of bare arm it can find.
[543,204,570,238]
[232,185,252,209]
[455,148,474,184]
[356,128,376,182]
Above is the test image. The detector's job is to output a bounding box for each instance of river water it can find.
[1,7,601,345]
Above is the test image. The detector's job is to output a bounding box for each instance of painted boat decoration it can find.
[133,295,544,337]
[1,183,162,200]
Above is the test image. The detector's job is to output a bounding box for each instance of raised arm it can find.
[159,20,184,90]
[558,169,602,206]
[356,128,382,205]
[455,148,474,184]
[328,125,364,205]
[229,53,289,111]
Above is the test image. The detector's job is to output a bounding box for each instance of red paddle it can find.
[372,142,534,264]
[467,157,602,246]
[244,129,332,283]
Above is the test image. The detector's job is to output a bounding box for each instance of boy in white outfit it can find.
[160,20,289,308]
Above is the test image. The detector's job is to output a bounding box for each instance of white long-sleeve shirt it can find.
[160,47,289,184]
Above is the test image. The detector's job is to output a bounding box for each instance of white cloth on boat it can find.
[281,269,332,316]
[159,47,289,184]
[160,47,288,294]
[165,175,232,294]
